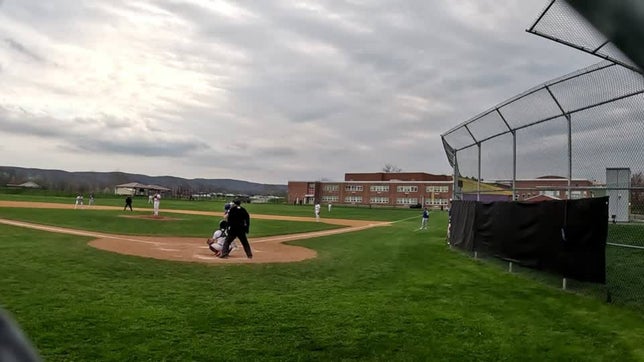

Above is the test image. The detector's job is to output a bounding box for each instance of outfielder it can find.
[420,207,430,230]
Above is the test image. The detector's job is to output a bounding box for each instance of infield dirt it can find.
[0,201,390,264]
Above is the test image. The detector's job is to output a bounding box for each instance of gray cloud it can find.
[64,137,210,157]
[0,106,210,158]
[0,0,606,183]
[4,38,44,62]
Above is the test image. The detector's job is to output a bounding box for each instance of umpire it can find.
[219,199,252,259]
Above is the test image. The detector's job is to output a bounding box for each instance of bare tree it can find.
[382,163,402,173]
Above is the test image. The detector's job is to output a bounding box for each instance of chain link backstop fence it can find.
[441,0,644,309]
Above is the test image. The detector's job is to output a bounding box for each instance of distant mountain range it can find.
[0,166,287,196]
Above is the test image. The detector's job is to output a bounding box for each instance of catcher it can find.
[206,220,238,257]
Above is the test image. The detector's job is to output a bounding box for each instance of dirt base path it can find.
[0,201,390,264]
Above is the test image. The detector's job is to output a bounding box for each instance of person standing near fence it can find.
[219,199,252,259]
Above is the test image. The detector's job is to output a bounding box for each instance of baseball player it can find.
[206,220,238,256]
[420,207,430,230]
[124,196,133,211]
[153,192,161,216]
[74,194,84,209]
[223,202,233,220]
[314,202,321,222]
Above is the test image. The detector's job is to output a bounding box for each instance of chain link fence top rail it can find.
[441,61,644,184]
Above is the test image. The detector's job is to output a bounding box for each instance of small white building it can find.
[6,181,42,189]
[114,182,170,196]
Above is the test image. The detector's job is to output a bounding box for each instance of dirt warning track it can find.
[0,201,390,264]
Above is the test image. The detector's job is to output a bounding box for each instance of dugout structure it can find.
[441,0,644,307]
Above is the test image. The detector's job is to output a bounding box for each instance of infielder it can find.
[74,194,84,209]
[153,192,161,216]
[314,202,321,222]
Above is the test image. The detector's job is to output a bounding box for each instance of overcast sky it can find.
[0,0,596,184]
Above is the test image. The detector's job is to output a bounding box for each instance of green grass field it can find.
[1,195,644,361]
[0,192,422,221]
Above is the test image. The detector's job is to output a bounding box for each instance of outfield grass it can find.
[609,223,644,247]
[0,207,340,237]
[1,200,644,360]
[0,193,424,221]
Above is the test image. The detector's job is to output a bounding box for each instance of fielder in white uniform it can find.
[314,203,321,222]
[153,192,161,216]
[74,194,84,209]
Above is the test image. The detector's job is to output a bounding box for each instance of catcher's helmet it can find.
[219,220,228,229]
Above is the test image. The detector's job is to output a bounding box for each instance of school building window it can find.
[324,184,339,192]
[321,195,339,202]
[345,196,363,203]
[540,190,557,197]
[370,185,389,192]
[370,197,389,204]
[429,198,448,205]
[427,185,448,193]
[396,185,418,193]
[396,197,418,205]
[345,185,364,192]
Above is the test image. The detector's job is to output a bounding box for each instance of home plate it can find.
[159,248,181,252]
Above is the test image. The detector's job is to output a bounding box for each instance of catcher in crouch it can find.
[206,220,238,257]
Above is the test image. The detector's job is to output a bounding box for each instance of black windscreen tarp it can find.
[449,200,477,251]
[449,197,608,283]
